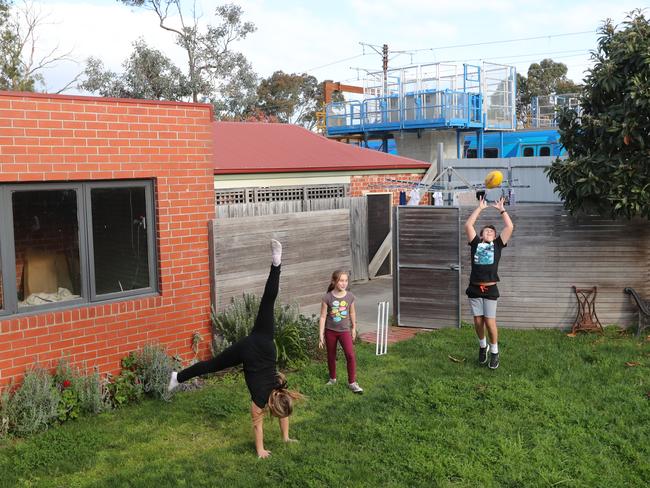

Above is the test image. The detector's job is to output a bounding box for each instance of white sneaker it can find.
[167,371,179,392]
[348,382,363,394]
[325,378,337,386]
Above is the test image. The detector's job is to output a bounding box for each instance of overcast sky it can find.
[20,0,650,94]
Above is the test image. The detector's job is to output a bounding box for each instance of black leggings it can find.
[177,265,280,383]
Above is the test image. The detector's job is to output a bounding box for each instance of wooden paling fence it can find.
[209,209,354,312]
[215,197,368,282]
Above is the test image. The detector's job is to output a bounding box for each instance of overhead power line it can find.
[302,29,597,79]
[304,53,369,73]
[392,30,596,53]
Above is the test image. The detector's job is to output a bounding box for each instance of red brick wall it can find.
[349,173,430,205]
[0,91,216,387]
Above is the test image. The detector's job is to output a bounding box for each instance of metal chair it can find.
[623,287,650,337]
[570,286,604,335]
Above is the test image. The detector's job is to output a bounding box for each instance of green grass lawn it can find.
[1,326,649,488]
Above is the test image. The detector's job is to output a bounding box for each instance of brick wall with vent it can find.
[350,173,430,205]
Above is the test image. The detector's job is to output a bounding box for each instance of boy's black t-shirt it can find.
[468,235,506,283]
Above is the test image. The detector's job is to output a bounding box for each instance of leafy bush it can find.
[106,369,143,408]
[131,344,180,401]
[53,360,109,421]
[210,294,259,354]
[0,387,9,439]
[107,345,179,407]
[211,294,323,368]
[5,367,60,436]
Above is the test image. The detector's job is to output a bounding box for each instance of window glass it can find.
[466,148,477,158]
[0,250,3,311]
[539,146,551,156]
[12,189,81,308]
[522,146,535,157]
[91,187,150,295]
[484,148,499,158]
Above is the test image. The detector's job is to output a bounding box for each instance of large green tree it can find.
[516,58,581,126]
[81,39,191,100]
[119,1,257,118]
[254,71,321,128]
[0,0,22,89]
[546,11,650,219]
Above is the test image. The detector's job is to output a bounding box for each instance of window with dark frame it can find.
[522,146,535,157]
[12,189,82,309]
[484,148,499,158]
[0,181,157,316]
[90,187,151,296]
[539,146,551,156]
[0,249,3,312]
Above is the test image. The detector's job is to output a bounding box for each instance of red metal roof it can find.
[212,122,430,174]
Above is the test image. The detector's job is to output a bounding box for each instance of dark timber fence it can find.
[395,204,650,329]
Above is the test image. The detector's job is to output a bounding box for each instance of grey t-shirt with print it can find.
[323,291,356,332]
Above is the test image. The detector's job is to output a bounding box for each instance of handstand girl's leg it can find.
[177,340,245,383]
[251,240,282,337]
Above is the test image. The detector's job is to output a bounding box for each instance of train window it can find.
[466,149,477,158]
[522,146,535,157]
[539,146,551,156]
[484,148,499,158]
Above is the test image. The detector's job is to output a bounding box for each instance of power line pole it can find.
[358,42,389,95]
[382,43,388,95]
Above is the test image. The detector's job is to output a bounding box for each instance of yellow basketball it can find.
[485,170,504,189]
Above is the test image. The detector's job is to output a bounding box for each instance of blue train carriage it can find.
[462,129,566,158]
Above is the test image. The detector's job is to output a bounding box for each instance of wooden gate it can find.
[393,206,461,328]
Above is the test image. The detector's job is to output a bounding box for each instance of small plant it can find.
[132,344,179,401]
[212,294,322,367]
[210,295,259,354]
[53,360,109,418]
[0,386,10,439]
[106,370,143,408]
[57,387,80,422]
[5,367,60,436]
[191,332,203,358]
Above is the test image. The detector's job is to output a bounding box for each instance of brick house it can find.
[0,91,215,387]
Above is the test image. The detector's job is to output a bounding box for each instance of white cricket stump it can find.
[376,301,389,355]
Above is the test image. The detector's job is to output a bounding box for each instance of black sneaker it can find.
[478,346,489,365]
[488,352,500,370]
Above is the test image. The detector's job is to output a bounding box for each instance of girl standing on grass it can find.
[168,240,303,459]
[318,270,363,394]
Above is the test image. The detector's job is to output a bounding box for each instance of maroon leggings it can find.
[325,329,356,383]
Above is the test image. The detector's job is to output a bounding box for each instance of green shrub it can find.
[53,360,110,419]
[106,369,143,408]
[80,369,111,415]
[210,294,259,354]
[107,345,179,407]
[211,294,323,368]
[6,367,60,436]
[131,344,179,401]
[0,386,9,439]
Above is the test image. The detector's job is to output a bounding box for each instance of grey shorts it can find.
[468,297,498,318]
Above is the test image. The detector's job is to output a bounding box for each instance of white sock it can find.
[271,239,282,266]
[489,343,498,354]
[479,338,487,348]
[167,371,179,392]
